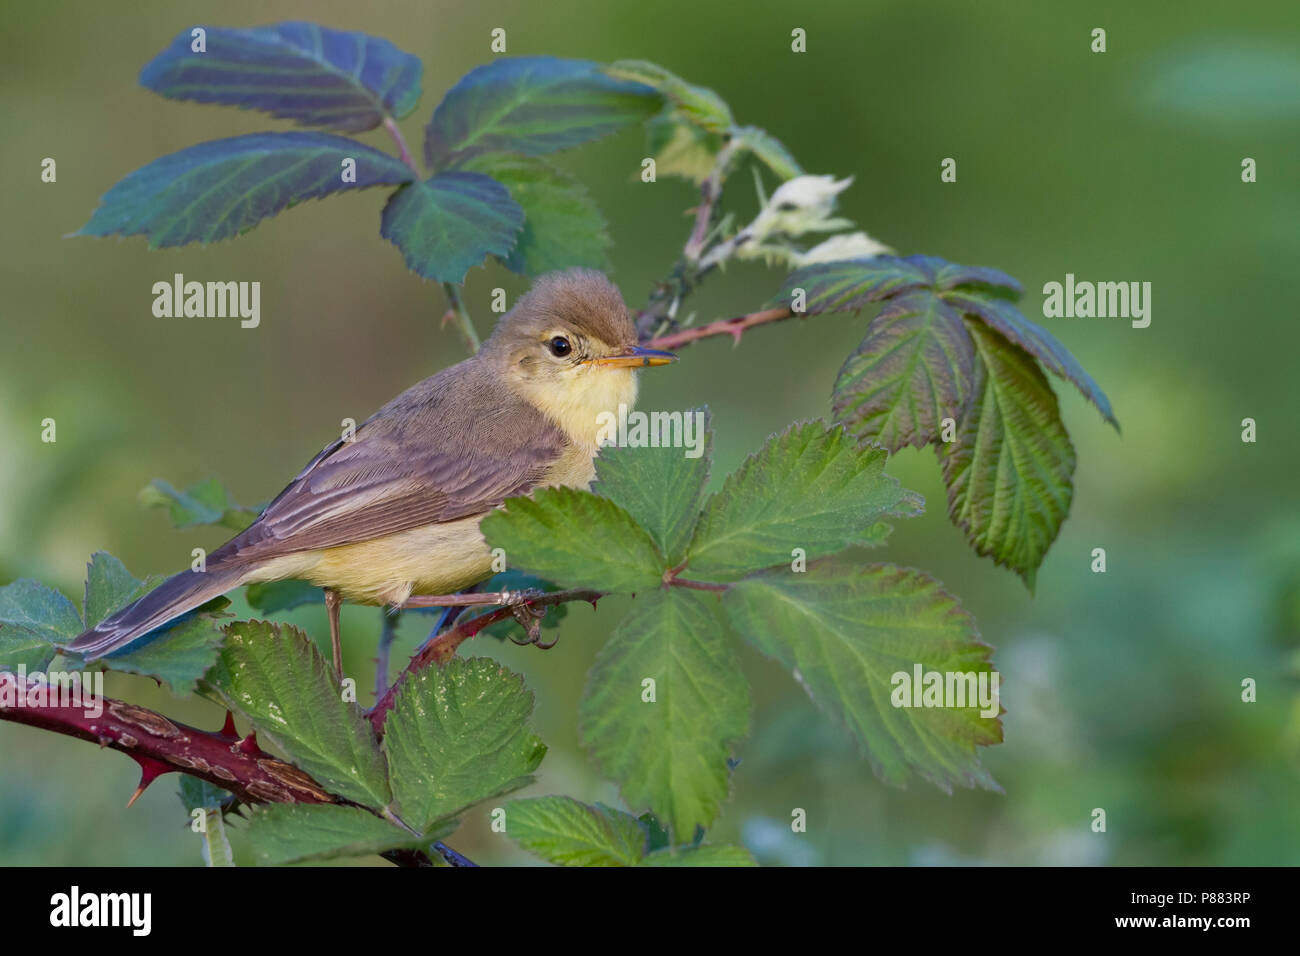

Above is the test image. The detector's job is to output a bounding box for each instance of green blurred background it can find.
[2,0,1298,865]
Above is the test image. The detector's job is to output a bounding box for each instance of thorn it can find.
[126,755,172,808]
[235,732,263,757]
[219,711,238,739]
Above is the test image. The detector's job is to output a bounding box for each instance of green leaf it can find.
[240,803,446,865]
[768,256,933,313]
[425,56,661,168]
[178,776,231,813]
[643,115,724,183]
[78,132,414,247]
[505,796,648,866]
[383,657,546,834]
[83,552,150,629]
[592,408,712,566]
[832,290,978,451]
[103,604,230,695]
[734,125,803,180]
[945,289,1119,428]
[139,22,423,132]
[0,579,82,670]
[244,579,322,614]
[481,486,665,593]
[139,478,259,531]
[939,322,1076,589]
[724,563,1002,793]
[457,153,610,275]
[641,844,757,866]
[604,60,733,132]
[178,777,235,867]
[380,171,523,283]
[579,589,750,839]
[202,621,392,809]
[685,422,920,581]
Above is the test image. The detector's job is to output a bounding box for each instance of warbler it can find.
[66,270,676,671]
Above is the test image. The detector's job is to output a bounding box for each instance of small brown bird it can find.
[67,270,676,670]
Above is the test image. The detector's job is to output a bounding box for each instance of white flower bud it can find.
[795,231,892,265]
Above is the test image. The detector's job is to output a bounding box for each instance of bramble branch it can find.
[648,305,796,351]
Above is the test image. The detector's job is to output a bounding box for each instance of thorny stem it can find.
[370,588,603,730]
[442,282,481,354]
[648,305,796,352]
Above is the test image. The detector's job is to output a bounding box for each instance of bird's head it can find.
[484,269,676,446]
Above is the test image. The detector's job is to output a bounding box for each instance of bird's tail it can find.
[65,565,247,660]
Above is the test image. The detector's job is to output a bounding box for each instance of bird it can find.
[65,269,677,674]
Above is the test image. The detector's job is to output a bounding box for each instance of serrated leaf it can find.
[457,153,610,275]
[139,22,423,132]
[481,486,665,593]
[641,844,757,866]
[768,256,934,313]
[939,322,1076,589]
[0,580,83,642]
[241,803,447,865]
[103,603,230,695]
[579,589,750,840]
[505,796,648,866]
[944,289,1118,428]
[380,171,523,282]
[592,408,712,566]
[723,563,1002,793]
[83,552,150,629]
[605,60,733,132]
[202,620,391,809]
[832,291,977,450]
[685,422,918,581]
[0,627,59,672]
[383,657,545,833]
[244,579,322,614]
[425,56,661,168]
[139,478,259,531]
[178,775,231,813]
[78,132,414,247]
[734,125,803,180]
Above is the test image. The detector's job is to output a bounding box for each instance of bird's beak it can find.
[585,345,678,369]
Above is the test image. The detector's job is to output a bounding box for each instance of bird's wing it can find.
[210,372,569,566]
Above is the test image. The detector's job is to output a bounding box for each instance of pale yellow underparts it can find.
[245,365,639,606]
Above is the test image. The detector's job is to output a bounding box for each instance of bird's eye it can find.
[548,336,572,357]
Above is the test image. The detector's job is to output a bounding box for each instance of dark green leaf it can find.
[767,256,933,313]
[240,803,447,865]
[592,407,712,566]
[203,620,392,809]
[0,578,83,670]
[457,153,610,274]
[724,563,1002,792]
[139,22,422,131]
[506,796,648,866]
[425,56,661,168]
[945,289,1119,428]
[641,844,757,866]
[579,589,750,839]
[178,776,231,813]
[379,171,523,282]
[83,552,150,628]
[103,603,230,695]
[245,579,321,614]
[139,478,259,531]
[383,657,546,833]
[832,291,977,451]
[78,132,414,247]
[685,422,920,581]
[481,486,665,593]
[939,322,1076,589]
